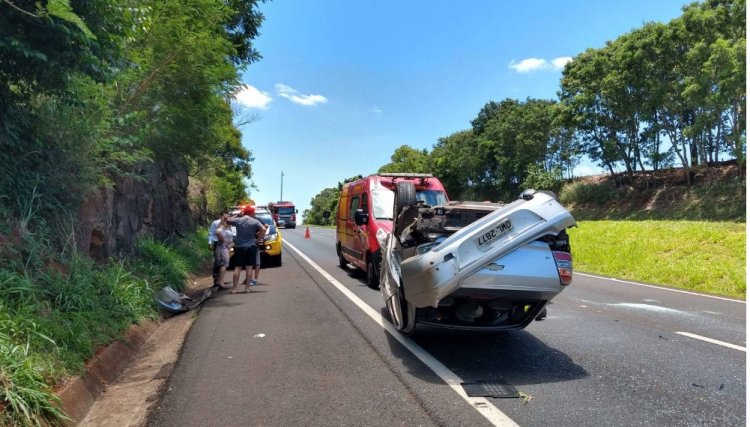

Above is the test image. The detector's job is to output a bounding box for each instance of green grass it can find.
[0,229,209,426]
[569,221,746,299]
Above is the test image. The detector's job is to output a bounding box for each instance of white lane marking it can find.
[674,331,746,352]
[576,272,745,304]
[607,303,687,315]
[285,241,518,427]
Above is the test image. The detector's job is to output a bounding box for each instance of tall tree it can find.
[431,130,485,200]
[474,99,560,199]
[378,145,432,174]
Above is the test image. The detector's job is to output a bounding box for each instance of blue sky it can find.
[234,0,689,216]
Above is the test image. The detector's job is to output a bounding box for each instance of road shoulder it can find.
[76,277,211,427]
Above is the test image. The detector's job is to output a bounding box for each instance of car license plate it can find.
[475,219,513,250]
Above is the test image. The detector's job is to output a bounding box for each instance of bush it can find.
[0,230,208,425]
[522,165,564,194]
[131,238,190,292]
[559,180,620,205]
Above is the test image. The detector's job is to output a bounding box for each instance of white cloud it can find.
[508,58,549,73]
[508,56,573,73]
[371,105,382,113]
[551,56,573,70]
[275,83,328,106]
[233,85,272,110]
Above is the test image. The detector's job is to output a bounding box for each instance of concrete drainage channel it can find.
[56,319,161,423]
[55,279,210,426]
[75,314,195,426]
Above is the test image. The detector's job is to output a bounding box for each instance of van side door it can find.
[344,194,361,263]
[354,192,369,264]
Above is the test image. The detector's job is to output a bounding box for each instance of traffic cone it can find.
[304,226,311,239]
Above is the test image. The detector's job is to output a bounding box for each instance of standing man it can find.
[228,205,266,293]
[251,211,269,285]
[209,211,229,287]
[214,215,234,290]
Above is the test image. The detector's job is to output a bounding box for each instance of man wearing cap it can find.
[228,205,266,293]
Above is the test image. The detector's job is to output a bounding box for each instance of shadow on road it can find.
[339,263,370,285]
[381,307,588,387]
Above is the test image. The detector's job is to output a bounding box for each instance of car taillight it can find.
[552,251,573,285]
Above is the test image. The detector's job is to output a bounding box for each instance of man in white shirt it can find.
[209,211,229,287]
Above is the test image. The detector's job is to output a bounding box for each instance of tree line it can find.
[0,0,264,223]
[305,0,745,224]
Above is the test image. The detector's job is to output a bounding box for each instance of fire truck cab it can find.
[268,201,298,229]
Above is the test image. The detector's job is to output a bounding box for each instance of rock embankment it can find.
[76,158,193,259]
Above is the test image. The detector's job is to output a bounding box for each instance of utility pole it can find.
[280,171,284,202]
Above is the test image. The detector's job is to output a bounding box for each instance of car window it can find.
[417,190,448,207]
[372,188,394,220]
[349,195,360,220]
[256,214,274,226]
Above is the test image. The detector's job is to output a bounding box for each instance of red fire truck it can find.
[268,201,298,229]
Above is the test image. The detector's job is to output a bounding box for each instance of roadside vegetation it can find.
[0,216,209,426]
[569,220,745,298]
[1,1,263,424]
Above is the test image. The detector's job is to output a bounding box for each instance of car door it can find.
[344,194,361,264]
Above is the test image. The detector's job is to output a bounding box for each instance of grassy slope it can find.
[568,221,745,298]
[0,230,210,426]
[560,165,746,299]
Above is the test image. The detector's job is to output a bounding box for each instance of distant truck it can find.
[268,201,298,229]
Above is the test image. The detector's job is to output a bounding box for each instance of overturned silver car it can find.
[380,183,576,334]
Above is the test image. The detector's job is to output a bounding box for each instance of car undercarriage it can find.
[380,183,576,334]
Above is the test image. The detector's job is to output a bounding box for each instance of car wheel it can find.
[273,253,282,267]
[366,258,379,289]
[394,181,417,219]
[387,282,416,335]
[393,181,418,239]
[337,244,348,268]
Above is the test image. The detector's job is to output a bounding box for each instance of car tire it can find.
[393,181,418,239]
[337,244,348,268]
[386,282,416,335]
[366,257,379,289]
[394,181,417,220]
[273,253,282,267]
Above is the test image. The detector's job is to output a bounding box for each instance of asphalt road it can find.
[150,227,746,426]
